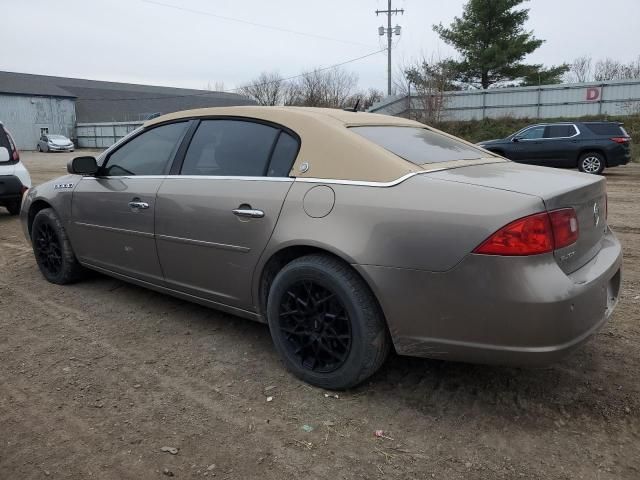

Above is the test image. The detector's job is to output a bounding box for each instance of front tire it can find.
[267,254,390,390]
[578,152,605,174]
[37,144,42,152]
[31,208,84,284]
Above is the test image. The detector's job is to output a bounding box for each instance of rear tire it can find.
[6,201,20,216]
[267,254,390,390]
[578,152,605,174]
[31,208,85,284]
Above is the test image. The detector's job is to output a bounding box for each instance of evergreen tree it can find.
[433,0,568,88]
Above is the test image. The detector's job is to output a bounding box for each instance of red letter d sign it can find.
[586,87,600,101]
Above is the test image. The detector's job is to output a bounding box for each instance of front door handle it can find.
[232,208,264,218]
[128,200,149,210]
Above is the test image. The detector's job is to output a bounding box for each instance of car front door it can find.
[70,121,190,283]
[155,118,299,312]
[508,125,546,163]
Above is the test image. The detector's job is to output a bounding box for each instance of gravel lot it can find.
[1,150,639,479]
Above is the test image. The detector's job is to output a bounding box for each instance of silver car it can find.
[37,134,74,152]
[20,107,622,389]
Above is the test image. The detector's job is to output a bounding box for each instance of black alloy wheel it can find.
[34,221,63,277]
[267,254,390,390]
[278,279,352,373]
[31,208,85,284]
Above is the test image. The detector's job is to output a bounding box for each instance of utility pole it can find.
[376,0,404,96]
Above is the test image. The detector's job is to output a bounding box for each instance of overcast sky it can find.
[3,0,639,92]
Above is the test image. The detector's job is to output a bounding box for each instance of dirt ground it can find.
[1,150,639,480]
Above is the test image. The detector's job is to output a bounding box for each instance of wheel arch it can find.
[27,199,54,237]
[255,243,387,325]
[577,148,608,167]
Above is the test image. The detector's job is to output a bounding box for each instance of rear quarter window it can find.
[350,126,489,164]
[584,123,627,136]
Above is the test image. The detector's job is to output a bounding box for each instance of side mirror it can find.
[0,146,10,162]
[512,137,521,143]
[67,156,98,175]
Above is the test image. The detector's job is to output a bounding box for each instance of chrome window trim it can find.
[514,123,580,141]
[81,175,294,182]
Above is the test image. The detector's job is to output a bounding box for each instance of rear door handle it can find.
[128,200,149,210]
[232,208,264,218]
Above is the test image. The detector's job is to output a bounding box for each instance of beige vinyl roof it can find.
[145,106,501,182]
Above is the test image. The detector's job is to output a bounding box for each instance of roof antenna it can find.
[343,98,360,112]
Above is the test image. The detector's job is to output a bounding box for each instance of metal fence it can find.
[368,79,640,121]
[76,121,143,148]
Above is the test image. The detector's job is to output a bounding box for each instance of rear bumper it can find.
[356,228,622,366]
[0,175,25,203]
[607,146,631,166]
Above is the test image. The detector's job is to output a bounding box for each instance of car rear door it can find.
[70,121,190,283]
[155,118,299,311]
[535,124,579,167]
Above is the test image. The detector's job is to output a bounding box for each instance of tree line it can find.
[235,0,638,113]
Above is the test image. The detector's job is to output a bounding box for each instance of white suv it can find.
[0,122,31,215]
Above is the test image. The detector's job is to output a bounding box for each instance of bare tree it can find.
[285,67,358,108]
[568,56,593,83]
[594,58,625,81]
[238,71,287,106]
[344,88,385,111]
[403,54,457,122]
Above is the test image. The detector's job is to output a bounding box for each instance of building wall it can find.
[0,94,76,150]
[368,80,640,121]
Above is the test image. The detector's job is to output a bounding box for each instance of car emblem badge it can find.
[593,202,600,227]
[299,162,309,173]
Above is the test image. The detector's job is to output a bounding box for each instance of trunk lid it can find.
[427,162,607,274]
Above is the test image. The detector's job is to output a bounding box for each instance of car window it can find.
[517,126,545,140]
[267,131,299,177]
[103,122,188,176]
[349,126,488,165]
[583,123,627,136]
[181,120,279,176]
[544,125,576,138]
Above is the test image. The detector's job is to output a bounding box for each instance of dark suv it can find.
[477,122,631,174]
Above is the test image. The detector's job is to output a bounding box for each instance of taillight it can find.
[549,208,579,249]
[474,209,579,256]
[4,127,20,161]
[610,137,630,144]
[474,212,554,256]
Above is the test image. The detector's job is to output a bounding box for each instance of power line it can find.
[77,49,387,102]
[140,0,376,49]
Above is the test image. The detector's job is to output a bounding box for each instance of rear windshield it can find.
[350,126,489,164]
[583,123,627,136]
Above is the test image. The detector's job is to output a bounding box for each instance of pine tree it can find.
[433,0,568,89]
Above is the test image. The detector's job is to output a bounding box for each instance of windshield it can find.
[350,126,490,165]
[48,135,68,140]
